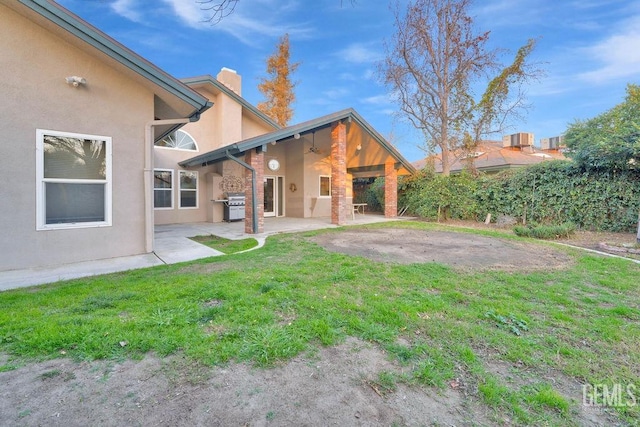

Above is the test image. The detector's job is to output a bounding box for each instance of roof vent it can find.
[540,135,565,150]
[502,132,534,148]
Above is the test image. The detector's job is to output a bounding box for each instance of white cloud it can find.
[362,94,390,105]
[160,0,212,29]
[110,0,142,22]
[337,43,383,64]
[106,0,313,45]
[159,0,313,45]
[338,72,357,81]
[323,88,350,100]
[578,15,640,83]
[473,0,547,29]
[363,69,376,80]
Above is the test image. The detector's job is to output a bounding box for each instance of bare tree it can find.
[381,0,541,175]
[257,34,300,127]
[198,1,356,24]
[197,0,238,24]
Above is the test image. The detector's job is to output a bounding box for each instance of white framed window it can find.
[319,175,331,197]
[154,169,174,209]
[36,129,112,230]
[179,170,198,209]
[155,129,198,151]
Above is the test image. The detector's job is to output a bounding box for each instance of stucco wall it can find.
[242,115,273,140]
[284,139,306,217]
[216,94,243,147]
[0,5,152,271]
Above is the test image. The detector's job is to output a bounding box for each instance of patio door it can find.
[264,176,284,217]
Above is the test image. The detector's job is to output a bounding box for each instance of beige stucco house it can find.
[0,0,415,273]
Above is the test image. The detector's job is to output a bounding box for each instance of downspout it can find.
[222,149,259,234]
[144,118,191,253]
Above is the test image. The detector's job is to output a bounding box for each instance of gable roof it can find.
[180,108,416,176]
[413,140,565,173]
[181,75,280,130]
[7,0,212,132]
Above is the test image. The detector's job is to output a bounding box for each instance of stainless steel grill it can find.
[223,192,245,222]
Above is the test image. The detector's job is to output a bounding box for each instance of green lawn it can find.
[189,234,258,254]
[1,222,638,425]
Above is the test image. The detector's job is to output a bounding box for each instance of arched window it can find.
[155,129,198,151]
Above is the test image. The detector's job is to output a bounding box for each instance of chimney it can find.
[216,67,242,96]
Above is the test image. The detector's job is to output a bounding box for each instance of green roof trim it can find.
[179,108,416,175]
[18,0,211,119]
[181,75,280,130]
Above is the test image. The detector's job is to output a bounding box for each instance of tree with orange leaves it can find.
[257,34,300,127]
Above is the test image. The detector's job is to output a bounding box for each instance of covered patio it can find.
[178,108,415,235]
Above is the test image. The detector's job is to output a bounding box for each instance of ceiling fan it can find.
[305,131,322,155]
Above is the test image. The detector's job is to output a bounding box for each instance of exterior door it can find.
[264,176,276,217]
[264,176,284,217]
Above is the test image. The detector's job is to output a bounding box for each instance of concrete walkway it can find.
[0,214,405,291]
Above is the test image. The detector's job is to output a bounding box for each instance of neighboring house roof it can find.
[180,108,416,176]
[412,140,566,173]
[7,0,212,140]
[181,75,280,130]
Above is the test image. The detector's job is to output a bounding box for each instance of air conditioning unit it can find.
[503,132,534,148]
[540,135,565,150]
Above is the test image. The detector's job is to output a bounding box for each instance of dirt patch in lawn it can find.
[0,338,491,427]
[312,228,572,271]
[436,219,639,261]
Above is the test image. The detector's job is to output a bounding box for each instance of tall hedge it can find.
[402,160,640,232]
[400,168,478,221]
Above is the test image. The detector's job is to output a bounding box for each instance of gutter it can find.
[155,103,213,144]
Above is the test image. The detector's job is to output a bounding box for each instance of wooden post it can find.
[637,212,640,244]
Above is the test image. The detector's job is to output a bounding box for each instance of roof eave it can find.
[180,108,416,175]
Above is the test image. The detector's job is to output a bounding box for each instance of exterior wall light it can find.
[65,76,86,87]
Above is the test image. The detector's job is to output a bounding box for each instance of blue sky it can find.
[58,0,640,162]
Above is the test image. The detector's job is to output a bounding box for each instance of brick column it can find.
[384,160,398,218]
[244,148,264,234]
[331,122,347,225]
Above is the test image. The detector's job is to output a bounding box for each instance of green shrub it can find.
[513,222,576,239]
[400,169,479,221]
[363,177,385,211]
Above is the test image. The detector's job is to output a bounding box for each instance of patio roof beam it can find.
[347,163,402,174]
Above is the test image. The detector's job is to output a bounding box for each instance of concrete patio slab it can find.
[0,253,163,292]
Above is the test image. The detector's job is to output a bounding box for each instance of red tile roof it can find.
[412,140,566,173]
